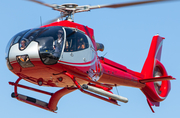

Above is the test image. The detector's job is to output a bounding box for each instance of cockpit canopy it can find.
[6,26,90,65]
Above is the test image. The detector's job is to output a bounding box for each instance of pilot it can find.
[53,30,64,57]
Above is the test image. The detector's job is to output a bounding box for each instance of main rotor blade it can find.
[27,0,53,8]
[27,0,66,12]
[90,0,170,9]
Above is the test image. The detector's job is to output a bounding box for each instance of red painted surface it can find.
[141,35,172,103]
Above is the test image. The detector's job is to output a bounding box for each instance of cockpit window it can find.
[64,28,89,52]
[19,28,45,50]
[5,29,29,58]
[13,29,30,44]
[6,26,90,66]
[35,26,64,65]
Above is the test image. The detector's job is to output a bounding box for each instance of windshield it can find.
[19,28,45,50]
[6,26,90,66]
[5,29,29,58]
[18,26,64,65]
[35,27,65,65]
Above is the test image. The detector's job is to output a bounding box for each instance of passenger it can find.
[65,41,69,52]
[20,40,26,50]
[17,55,29,62]
[18,40,29,62]
[78,43,85,50]
[65,40,74,52]
[77,38,85,50]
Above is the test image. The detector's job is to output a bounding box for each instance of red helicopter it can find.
[6,0,175,113]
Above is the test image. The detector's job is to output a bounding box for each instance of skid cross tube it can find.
[9,82,53,96]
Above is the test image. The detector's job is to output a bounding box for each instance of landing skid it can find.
[9,73,127,112]
[9,77,77,113]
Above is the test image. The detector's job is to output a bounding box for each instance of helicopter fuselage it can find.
[6,20,174,113]
[6,0,177,113]
[6,20,145,88]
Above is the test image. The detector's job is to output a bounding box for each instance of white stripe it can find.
[58,58,97,67]
[155,40,163,60]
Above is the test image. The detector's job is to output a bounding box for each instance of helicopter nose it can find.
[8,41,40,69]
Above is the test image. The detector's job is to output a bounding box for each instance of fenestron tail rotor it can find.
[27,0,172,22]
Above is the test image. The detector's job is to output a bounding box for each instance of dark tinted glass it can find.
[64,28,89,52]
[20,28,45,50]
[35,26,64,65]
[5,29,29,58]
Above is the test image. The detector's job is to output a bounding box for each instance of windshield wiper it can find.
[66,29,77,37]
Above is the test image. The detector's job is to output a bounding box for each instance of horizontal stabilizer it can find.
[139,76,175,83]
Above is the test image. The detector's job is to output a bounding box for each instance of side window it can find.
[64,30,89,52]
[76,33,89,51]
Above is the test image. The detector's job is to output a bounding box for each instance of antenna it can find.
[40,16,42,26]
[102,52,108,57]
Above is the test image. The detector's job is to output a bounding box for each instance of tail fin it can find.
[141,35,174,113]
[141,34,164,78]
